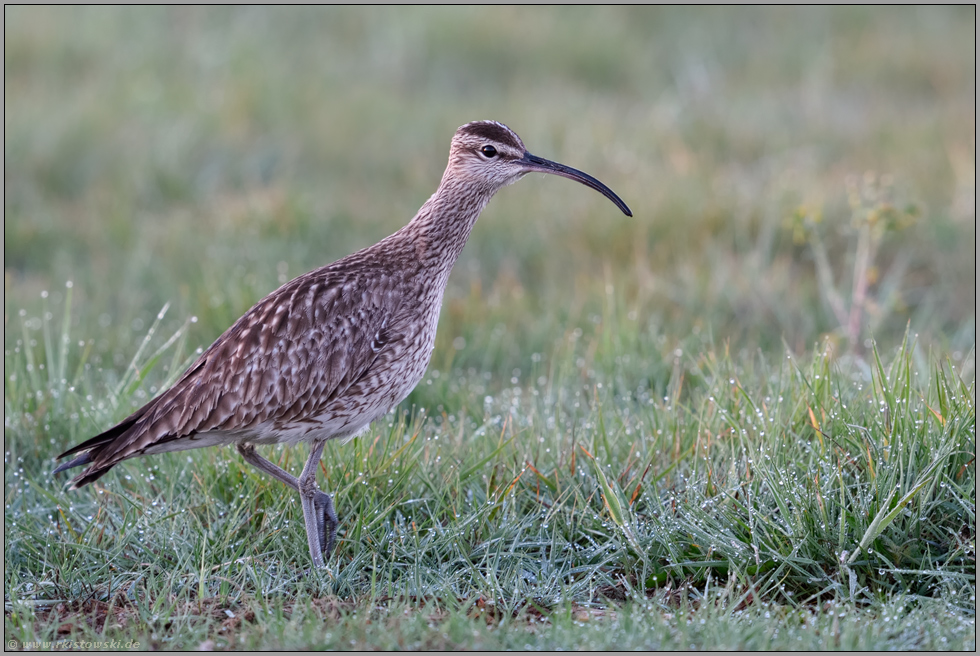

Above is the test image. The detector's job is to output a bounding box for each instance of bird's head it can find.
[447,120,632,217]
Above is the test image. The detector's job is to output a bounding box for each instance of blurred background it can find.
[5,6,976,380]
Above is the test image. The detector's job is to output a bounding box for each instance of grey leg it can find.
[237,443,299,490]
[237,442,338,566]
[298,441,337,568]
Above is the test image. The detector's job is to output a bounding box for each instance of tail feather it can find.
[56,413,142,461]
[66,464,114,489]
[54,407,150,488]
[53,451,113,489]
[52,451,93,475]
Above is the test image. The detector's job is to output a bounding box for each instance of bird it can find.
[54,120,632,568]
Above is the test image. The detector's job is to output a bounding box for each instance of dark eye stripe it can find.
[459,122,524,150]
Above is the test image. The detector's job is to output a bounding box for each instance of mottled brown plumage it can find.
[55,120,632,567]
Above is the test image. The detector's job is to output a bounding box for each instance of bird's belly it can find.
[140,431,240,455]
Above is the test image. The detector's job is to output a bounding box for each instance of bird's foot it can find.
[313,490,339,559]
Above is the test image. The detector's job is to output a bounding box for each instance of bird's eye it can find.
[481,145,498,158]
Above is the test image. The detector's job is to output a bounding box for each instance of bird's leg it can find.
[238,442,337,565]
[298,440,335,567]
[236,443,299,490]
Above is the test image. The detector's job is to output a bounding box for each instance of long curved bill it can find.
[520,152,633,217]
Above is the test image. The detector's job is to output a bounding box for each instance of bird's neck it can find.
[404,172,494,280]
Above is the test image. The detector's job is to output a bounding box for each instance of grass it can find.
[4,6,976,651]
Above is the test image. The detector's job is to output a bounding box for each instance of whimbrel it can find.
[54,120,632,568]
